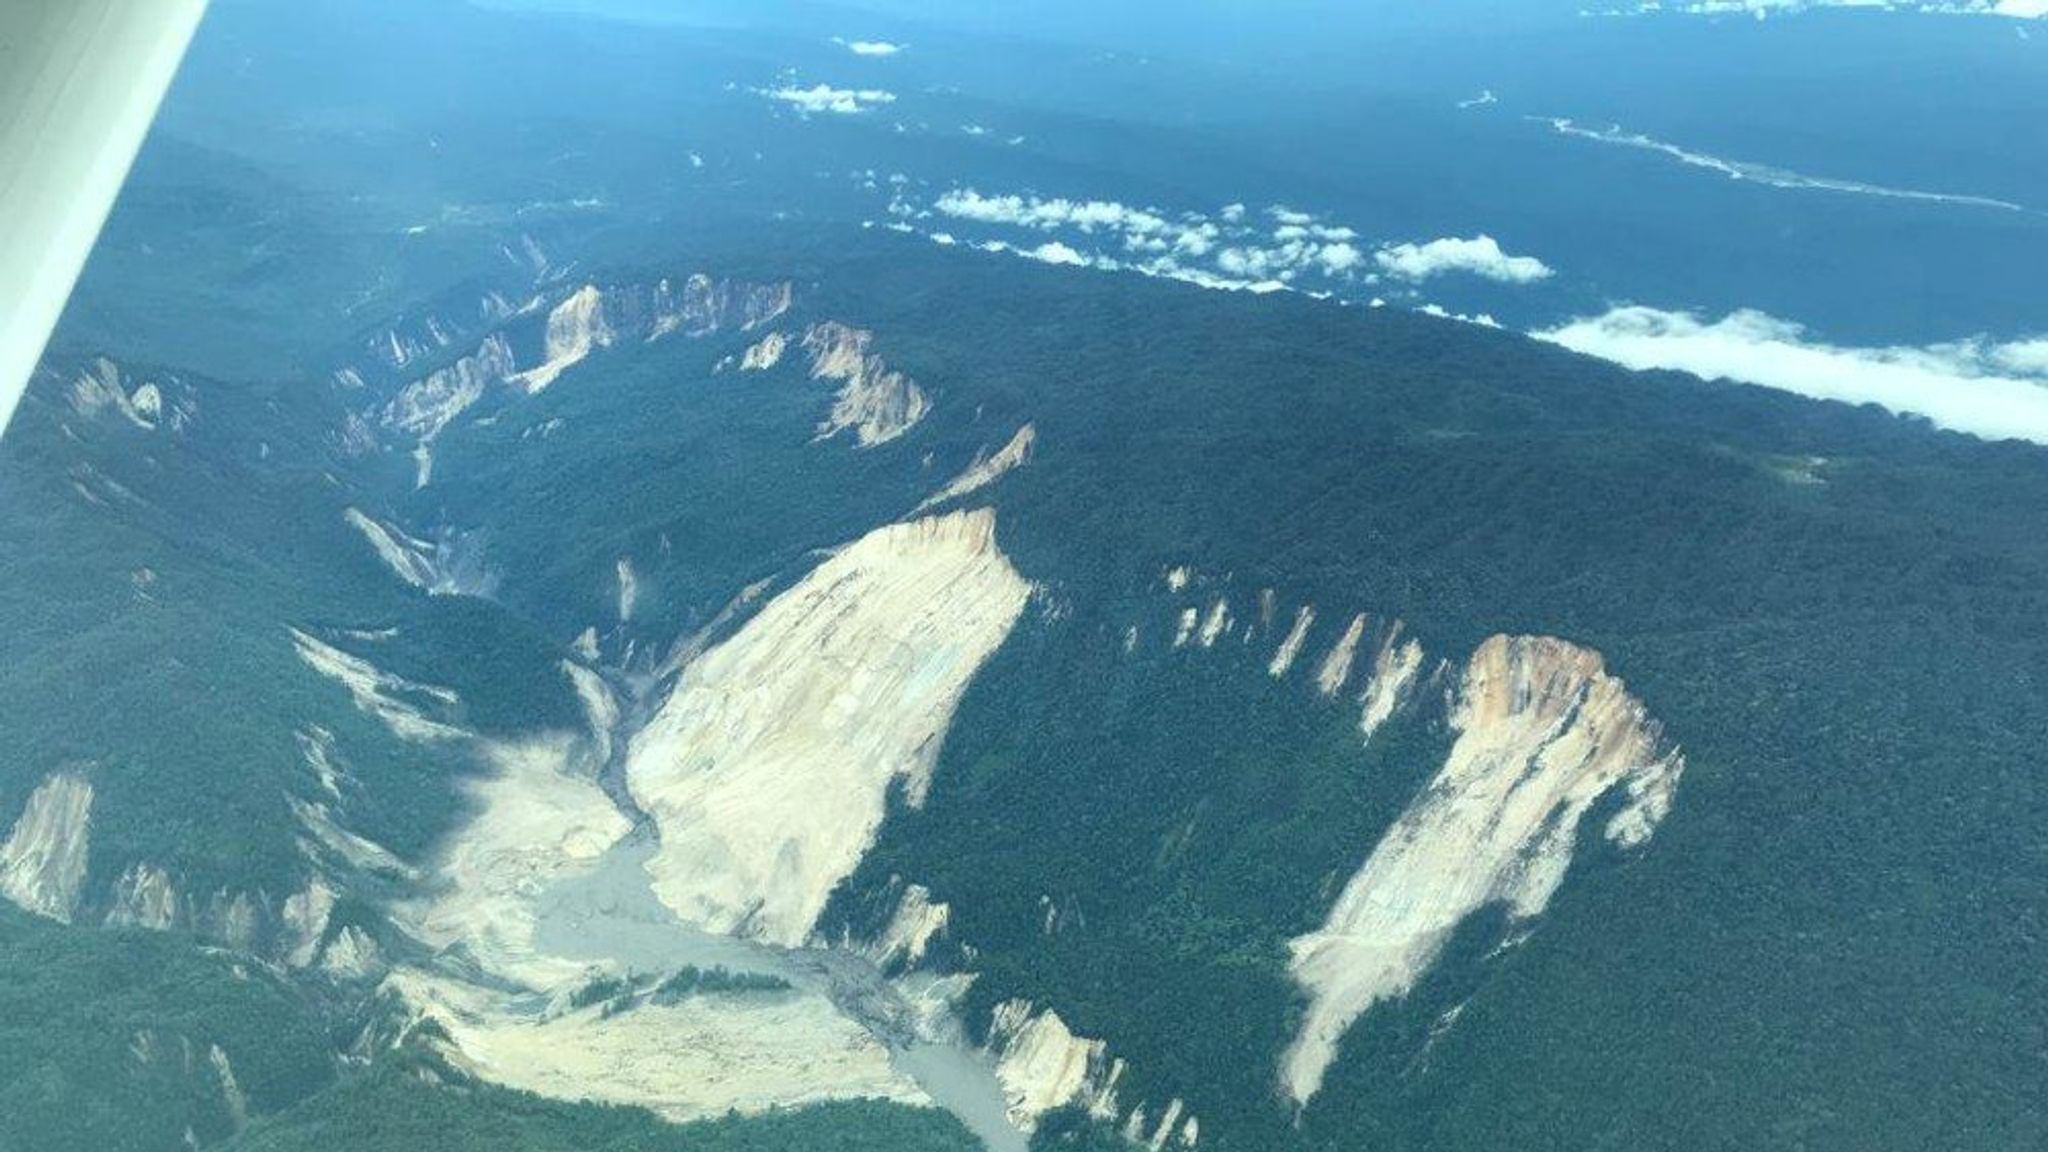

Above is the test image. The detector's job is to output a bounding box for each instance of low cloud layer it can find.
[1537,306,2048,445]
[1536,118,2025,213]
[834,38,905,56]
[922,187,1445,293]
[1618,1,2047,17]
[889,184,1565,324]
[760,83,896,115]
[933,189,1172,235]
[1375,235,1554,283]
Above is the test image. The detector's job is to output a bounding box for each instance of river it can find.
[531,830,1027,1152]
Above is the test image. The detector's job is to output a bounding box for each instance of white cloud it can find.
[1216,247,1280,279]
[759,83,896,115]
[835,38,905,56]
[1374,235,1554,284]
[1536,306,2048,445]
[1420,304,1503,328]
[1027,241,1090,266]
[1317,242,1366,274]
[934,189,1171,234]
[959,236,1290,294]
[924,185,1536,303]
[1992,339,2048,373]
[1536,117,2025,212]
[1619,1,2047,18]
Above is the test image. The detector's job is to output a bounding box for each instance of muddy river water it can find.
[532,831,1026,1152]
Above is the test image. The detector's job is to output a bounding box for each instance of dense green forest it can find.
[15,225,2047,1150]
[0,907,333,1152]
[227,1057,977,1152]
[12,220,2048,1150]
[806,245,2048,1151]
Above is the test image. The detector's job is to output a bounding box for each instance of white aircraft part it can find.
[0,0,209,436]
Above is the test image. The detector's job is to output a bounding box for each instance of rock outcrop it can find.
[805,322,931,447]
[515,285,614,393]
[104,862,181,930]
[0,772,94,923]
[516,276,794,393]
[384,334,517,487]
[740,331,789,371]
[362,275,792,485]
[916,423,1037,511]
[1313,614,1367,696]
[984,1000,1194,1145]
[291,629,465,743]
[865,883,952,969]
[1358,629,1426,741]
[1280,635,1685,1104]
[1268,606,1315,677]
[67,358,189,431]
[987,1001,1125,1131]
[627,509,1030,946]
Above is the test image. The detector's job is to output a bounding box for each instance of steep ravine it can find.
[365,514,1035,1150]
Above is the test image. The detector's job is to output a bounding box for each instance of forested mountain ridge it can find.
[6,228,2046,1151]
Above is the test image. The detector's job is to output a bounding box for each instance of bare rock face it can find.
[515,285,615,393]
[985,1001,1195,1146]
[1268,606,1315,677]
[1280,634,1685,1104]
[917,424,1037,512]
[384,334,517,487]
[1313,613,1367,696]
[1358,627,1426,741]
[0,772,94,923]
[740,331,788,371]
[386,334,516,442]
[804,322,931,447]
[356,274,791,488]
[627,509,1030,947]
[865,883,952,969]
[653,274,792,340]
[987,1001,1125,1132]
[519,276,796,391]
[67,358,191,431]
[104,862,182,930]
